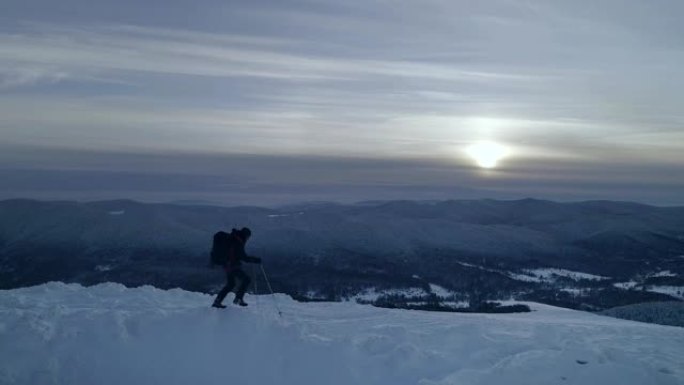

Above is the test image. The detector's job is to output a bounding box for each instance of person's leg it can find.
[213,270,236,306]
[233,269,251,303]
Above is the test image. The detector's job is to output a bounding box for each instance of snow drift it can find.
[0,283,682,385]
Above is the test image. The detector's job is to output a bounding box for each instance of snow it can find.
[94,264,113,272]
[351,287,428,302]
[441,300,469,309]
[649,270,677,278]
[612,282,684,300]
[108,210,125,215]
[428,283,452,299]
[510,268,609,283]
[614,281,639,290]
[302,290,327,300]
[645,286,684,300]
[524,268,609,281]
[455,260,479,268]
[352,289,383,302]
[560,288,585,296]
[1,283,683,385]
[508,273,544,283]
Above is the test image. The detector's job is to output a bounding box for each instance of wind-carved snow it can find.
[108,210,125,216]
[510,268,609,283]
[0,283,682,385]
[95,265,113,272]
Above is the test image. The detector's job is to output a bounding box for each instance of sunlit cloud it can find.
[0,0,683,204]
[466,142,510,169]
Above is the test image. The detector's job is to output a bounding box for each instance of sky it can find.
[1,0,683,206]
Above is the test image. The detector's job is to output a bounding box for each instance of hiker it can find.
[212,227,262,308]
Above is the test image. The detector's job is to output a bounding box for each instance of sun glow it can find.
[466,142,510,169]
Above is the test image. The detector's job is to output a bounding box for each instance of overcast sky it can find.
[1,0,683,206]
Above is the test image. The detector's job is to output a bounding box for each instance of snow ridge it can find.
[1,283,683,385]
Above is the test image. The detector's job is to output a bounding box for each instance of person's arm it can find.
[235,243,261,264]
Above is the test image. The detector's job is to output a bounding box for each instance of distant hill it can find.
[600,301,684,327]
[1,198,683,310]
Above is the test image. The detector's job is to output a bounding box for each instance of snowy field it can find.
[1,283,683,385]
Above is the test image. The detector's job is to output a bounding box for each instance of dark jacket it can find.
[225,232,260,271]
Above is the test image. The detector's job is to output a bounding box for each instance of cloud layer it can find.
[1,0,683,204]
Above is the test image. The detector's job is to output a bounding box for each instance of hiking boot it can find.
[212,302,227,309]
[233,298,248,307]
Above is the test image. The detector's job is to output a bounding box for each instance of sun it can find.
[466,142,510,169]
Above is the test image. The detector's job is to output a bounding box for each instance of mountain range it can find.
[1,198,682,310]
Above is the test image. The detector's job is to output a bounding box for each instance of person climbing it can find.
[211,227,261,308]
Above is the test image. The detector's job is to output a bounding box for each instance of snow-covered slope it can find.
[1,283,682,385]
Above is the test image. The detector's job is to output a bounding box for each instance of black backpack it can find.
[210,231,232,266]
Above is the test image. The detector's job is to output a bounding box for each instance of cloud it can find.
[0,23,543,86]
[0,66,68,88]
[1,1,683,204]
[1,146,683,205]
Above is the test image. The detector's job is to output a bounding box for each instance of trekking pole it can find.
[252,265,259,309]
[260,264,283,317]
